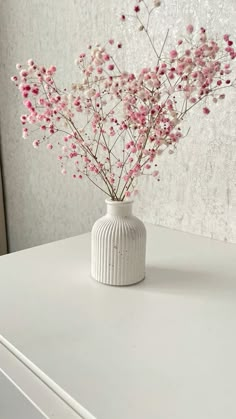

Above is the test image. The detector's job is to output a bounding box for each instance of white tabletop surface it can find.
[0,224,236,419]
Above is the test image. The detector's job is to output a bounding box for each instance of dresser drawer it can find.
[0,337,95,419]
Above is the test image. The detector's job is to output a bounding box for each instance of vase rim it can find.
[105,199,133,205]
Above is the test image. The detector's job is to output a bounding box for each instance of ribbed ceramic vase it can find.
[91,200,146,286]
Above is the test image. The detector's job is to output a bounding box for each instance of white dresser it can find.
[1,224,236,419]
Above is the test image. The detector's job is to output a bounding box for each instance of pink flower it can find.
[120,15,126,21]
[203,107,210,114]
[125,191,131,197]
[108,64,114,71]
[47,144,53,150]
[32,87,39,95]
[186,24,194,34]
[134,5,140,12]
[22,128,28,139]
[108,39,114,45]
[169,50,178,59]
[103,54,110,61]
[20,70,28,77]
[32,140,39,148]
[49,65,56,73]
[23,100,32,109]
[20,115,27,123]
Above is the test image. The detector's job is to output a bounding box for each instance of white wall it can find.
[0,0,235,251]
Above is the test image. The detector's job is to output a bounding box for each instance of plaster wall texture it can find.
[0,0,235,251]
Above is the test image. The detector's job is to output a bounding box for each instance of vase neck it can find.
[106,200,133,216]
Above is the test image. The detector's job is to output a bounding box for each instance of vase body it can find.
[91,200,146,286]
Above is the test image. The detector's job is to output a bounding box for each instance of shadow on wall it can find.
[0,163,7,255]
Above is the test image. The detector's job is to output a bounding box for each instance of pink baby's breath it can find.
[169,50,178,59]
[186,24,194,34]
[22,128,28,139]
[134,5,140,12]
[203,107,210,114]
[32,140,40,148]
[11,1,236,201]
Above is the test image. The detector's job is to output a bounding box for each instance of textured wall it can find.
[0,0,235,252]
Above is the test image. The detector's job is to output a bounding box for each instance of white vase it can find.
[91,200,146,286]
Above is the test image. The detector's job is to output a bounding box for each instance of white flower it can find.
[86,88,96,98]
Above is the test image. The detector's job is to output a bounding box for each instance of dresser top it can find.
[0,224,236,419]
